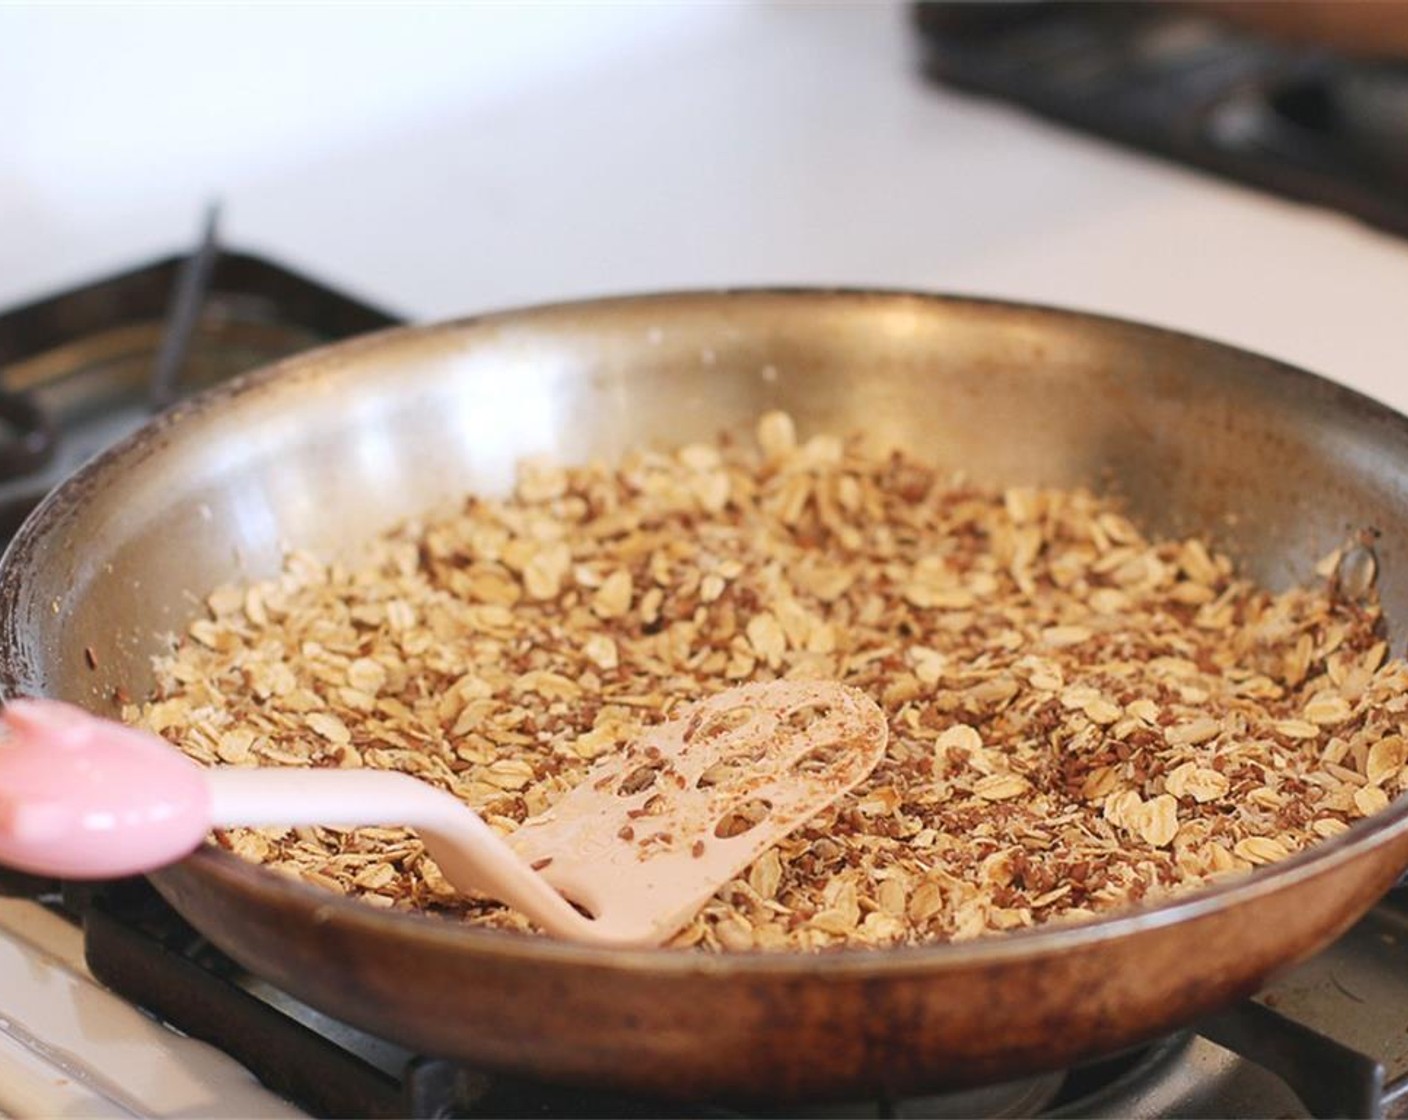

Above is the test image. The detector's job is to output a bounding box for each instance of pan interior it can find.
[6,292,1405,715]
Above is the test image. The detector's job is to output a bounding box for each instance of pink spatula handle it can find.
[205,767,593,940]
[0,699,213,878]
[0,699,596,941]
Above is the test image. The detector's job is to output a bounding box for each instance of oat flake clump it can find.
[127,412,1408,951]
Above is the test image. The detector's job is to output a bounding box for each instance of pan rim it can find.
[8,283,1408,976]
[168,779,1408,975]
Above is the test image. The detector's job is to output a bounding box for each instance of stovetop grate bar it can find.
[1197,1000,1384,1119]
[147,204,223,410]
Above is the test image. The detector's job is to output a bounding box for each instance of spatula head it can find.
[509,680,888,945]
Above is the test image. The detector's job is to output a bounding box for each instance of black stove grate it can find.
[913,1,1408,241]
[0,233,404,541]
[45,875,1386,1120]
[64,879,733,1119]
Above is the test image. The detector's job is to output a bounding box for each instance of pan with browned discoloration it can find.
[3,290,1408,1103]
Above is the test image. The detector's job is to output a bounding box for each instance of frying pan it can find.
[3,290,1408,1104]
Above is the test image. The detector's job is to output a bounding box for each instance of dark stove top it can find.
[3,240,1408,1118]
[21,875,1408,1119]
[914,1,1408,240]
[0,225,402,541]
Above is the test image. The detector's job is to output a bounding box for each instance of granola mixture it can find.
[127,412,1408,950]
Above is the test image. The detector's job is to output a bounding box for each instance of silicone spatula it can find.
[0,682,887,947]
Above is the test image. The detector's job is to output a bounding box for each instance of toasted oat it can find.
[128,413,1408,950]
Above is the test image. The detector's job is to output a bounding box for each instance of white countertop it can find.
[3,2,1406,409]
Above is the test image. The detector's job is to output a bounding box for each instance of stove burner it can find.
[0,233,402,540]
[894,1067,1065,1117]
[0,208,228,492]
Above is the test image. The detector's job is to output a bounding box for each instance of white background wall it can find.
[0,3,732,306]
[2,2,1405,406]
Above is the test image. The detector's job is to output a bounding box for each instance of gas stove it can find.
[5,866,1408,1119]
[2,238,1408,1119]
[5,871,1408,1120]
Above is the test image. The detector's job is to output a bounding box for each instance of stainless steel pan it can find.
[4,290,1408,1104]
